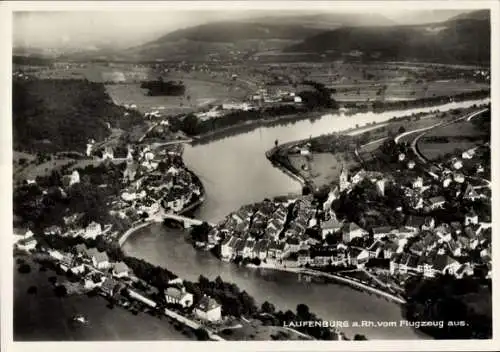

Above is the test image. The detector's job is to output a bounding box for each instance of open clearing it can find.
[418,117,489,161]
[106,78,249,115]
[288,152,358,188]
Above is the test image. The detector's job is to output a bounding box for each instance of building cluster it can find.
[108,145,201,218]
[211,197,317,263]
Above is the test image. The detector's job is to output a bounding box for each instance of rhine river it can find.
[122,99,488,340]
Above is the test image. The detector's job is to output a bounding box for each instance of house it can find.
[463,184,480,201]
[462,150,474,159]
[412,177,423,189]
[44,226,62,236]
[234,238,246,257]
[347,247,363,266]
[427,196,446,210]
[451,159,463,170]
[442,176,453,188]
[390,253,419,274]
[102,146,114,160]
[351,170,367,185]
[421,231,439,251]
[383,241,399,259]
[100,277,120,297]
[432,255,460,276]
[464,210,479,225]
[75,243,89,258]
[455,263,474,279]
[88,248,110,270]
[220,236,237,260]
[422,216,436,231]
[321,216,343,239]
[297,249,311,266]
[164,287,194,308]
[372,226,394,240]
[83,222,102,239]
[453,173,465,184]
[286,237,301,253]
[407,160,416,169]
[322,186,339,211]
[450,222,463,235]
[409,241,425,256]
[112,262,130,278]
[194,295,222,322]
[404,215,426,232]
[447,239,462,257]
[242,239,256,258]
[367,241,384,258]
[398,153,406,162]
[342,222,368,243]
[434,224,452,242]
[16,237,38,252]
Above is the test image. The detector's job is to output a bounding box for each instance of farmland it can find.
[288,152,358,189]
[105,78,250,115]
[417,114,490,161]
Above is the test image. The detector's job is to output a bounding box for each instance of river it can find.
[122,98,488,340]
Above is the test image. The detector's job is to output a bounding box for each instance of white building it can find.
[164,287,194,308]
[194,295,222,322]
[69,170,80,186]
[84,222,102,239]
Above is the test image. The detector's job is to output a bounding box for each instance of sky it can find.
[13,8,474,50]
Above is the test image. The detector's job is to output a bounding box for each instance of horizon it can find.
[13,8,480,51]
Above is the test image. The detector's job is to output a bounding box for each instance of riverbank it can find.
[245,263,406,305]
[14,256,190,341]
[190,92,489,145]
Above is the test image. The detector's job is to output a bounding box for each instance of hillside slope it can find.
[284,11,490,64]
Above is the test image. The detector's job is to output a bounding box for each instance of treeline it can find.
[404,275,492,339]
[170,104,309,136]
[341,89,490,113]
[13,78,144,153]
[13,163,131,233]
[169,80,338,136]
[140,79,186,96]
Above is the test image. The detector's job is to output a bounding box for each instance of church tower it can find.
[339,164,349,192]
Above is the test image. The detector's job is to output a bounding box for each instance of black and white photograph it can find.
[2,0,498,350]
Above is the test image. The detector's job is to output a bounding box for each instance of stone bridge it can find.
[162,213,215,229]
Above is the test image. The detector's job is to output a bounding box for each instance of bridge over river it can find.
[161,213,215,229]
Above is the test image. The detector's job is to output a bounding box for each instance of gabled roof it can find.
[405,215,426,228]
[196,295,221,312]
[428,196,446,204]
[372,226,394,235]
[433,254,458,271]
[342,222,365,234]
[114,261,129,274]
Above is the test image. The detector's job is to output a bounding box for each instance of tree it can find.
[261,301,276,314]
[54,285,68,297]
[398,126,406,134]
[354,334,368,340]
[18,263,31,274]
[296,303,311,320]
[194,327,210,341]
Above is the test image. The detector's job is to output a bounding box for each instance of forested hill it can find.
[13,78,143,153]
[284,10,490,65]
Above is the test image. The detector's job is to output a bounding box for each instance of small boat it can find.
[73,314,89,324]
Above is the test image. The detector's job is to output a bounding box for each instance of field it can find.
[288,151,358,188]
[418,117,489,161]
[332,79,489,102]
[105,78,249,115]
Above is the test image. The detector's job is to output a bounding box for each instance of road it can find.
[407,108,488,165]
[396,108,491,188]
